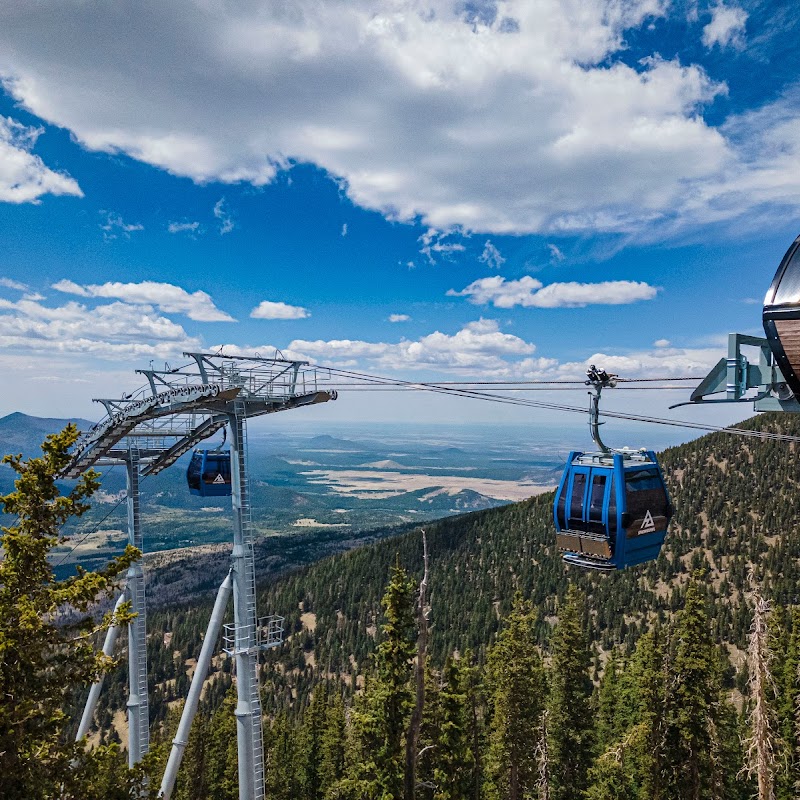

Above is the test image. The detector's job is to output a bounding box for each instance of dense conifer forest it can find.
[11,412,800,798]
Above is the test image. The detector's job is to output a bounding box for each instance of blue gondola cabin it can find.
[187,450,232,497]
[553,450,673,570]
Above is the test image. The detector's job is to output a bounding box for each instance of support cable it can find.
[313,365,800,444]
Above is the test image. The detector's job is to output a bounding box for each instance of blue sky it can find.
[0,0,798,429]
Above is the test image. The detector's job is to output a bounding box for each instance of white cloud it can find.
[213,321,723,382]
[213,198,234,235]
[567,346,720,378]
[676,91,800,228]
[341,223,348,237]
[548,244,566,262]
[52,279,235,322]
[99,211,144,239]
[479,240,506,270]
[449,276,658,308]
[0,296,199,359]
[702,3,747,50]
[168,220,201,234]
[0,2,793,235]
[0,115,82,203]
[279,319,544,375]
[654,338,671,347]
[419,229,466,264]
[0,277,29,292]
[388,313,410,322]
[250,300,310,320]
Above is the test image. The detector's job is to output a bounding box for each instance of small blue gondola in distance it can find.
[187,450,233,497]
[553,449,673,570]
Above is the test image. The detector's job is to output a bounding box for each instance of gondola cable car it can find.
[187,429,233,498]
[553,365,674,571]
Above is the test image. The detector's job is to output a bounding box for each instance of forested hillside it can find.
[84,413,800,799]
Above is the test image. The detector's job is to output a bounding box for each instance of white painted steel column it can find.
[229,409,265,800]
[76,593,126,741]
[159,571,233,799]
[126,448,150,766]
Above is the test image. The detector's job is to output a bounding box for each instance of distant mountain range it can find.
[0,412,93,458]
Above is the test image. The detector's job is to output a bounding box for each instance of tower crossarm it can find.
[62,354,336,479]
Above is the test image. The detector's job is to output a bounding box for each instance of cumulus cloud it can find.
[567,345,720,378]
[280,319,542,374]
[0,296,199,359]
[250,300,310,320]
[1,2,797,235]
[0,0,757,234]
[702,3,747,49]
[449,276,658,308]
[479,240,506,270]
[52,279,235,321]
[388,313,410,322]
[341,223,348,237]
[214,320,719,381]
[0,115,82,203]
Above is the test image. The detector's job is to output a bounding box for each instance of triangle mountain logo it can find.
[212,473,226,484]
[640,509,656,534]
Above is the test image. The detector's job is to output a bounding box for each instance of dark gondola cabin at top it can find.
[763,233,800,400]
[187,449,232,497]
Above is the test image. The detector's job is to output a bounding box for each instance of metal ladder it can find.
[234,401,265,799]
[131,576,150,752]
[126,446,150,763]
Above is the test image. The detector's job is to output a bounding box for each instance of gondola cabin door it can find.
[556,460,614,565]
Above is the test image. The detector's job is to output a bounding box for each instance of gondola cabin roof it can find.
[764,233,800,399]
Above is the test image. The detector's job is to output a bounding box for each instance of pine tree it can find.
[205,687,239,800]
[460,650,484,800]
[266,711,301,800]
[661,578,732,800]
[595,649,622,753]
[416,662,442,800]
[484,592,546,800]
[777,609,800,799]
[0,424,142,800]
[629,626,666,800]
[173,710,211,800]
[432,656,471,800]
[548,585,593,800]
[302,683,329,800]
[320,690,347,797]
[338,560,417,800]
[406,530,431,800]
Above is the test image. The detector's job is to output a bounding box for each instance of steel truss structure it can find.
[67,353,336,800]
[672,333,800,412]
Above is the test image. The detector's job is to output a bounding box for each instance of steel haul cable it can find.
[313,365,800,444]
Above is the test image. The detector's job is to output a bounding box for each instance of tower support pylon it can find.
[229,406,265,800]
[125,447,150,765]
